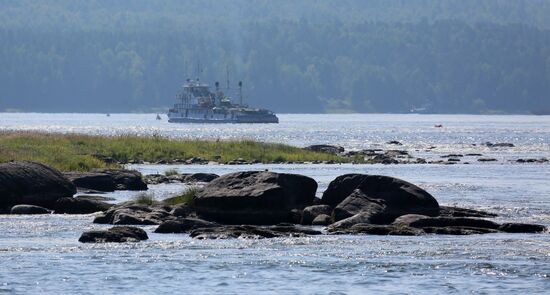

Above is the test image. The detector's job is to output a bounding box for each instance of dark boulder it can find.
[79,226,148,243]
[0,161,76,209]
[54,197,113,214]
[10,204,51,215]
[154,218,219,233]
[498,223,547,233]
[194,171,317,224]
[301,205,332,225]
[305,144,345,154]
[321,174,370,207]
[91,169,147,191]
[63,172,116,192]
[327,175,439,228]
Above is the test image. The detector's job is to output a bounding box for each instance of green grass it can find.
[164,168,179,176]
[132,192,156,205]
[0,131,359,171]
[162,186,200,206]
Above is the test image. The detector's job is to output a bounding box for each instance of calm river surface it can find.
[0,113,549,294]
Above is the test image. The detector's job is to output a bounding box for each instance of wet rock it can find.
[185,157,208,165]
[10,204,51,214]
[370,154,399,164]
[194,171,317,224]
[154,218,219,233]
[331,224,423,236]
[329,211,386,230]
[304,144,345,154]
[422,226,498,235]
[91,169,147,191]
[79,226,148,243]
[94,203,173,225]
[311,214,332,226]
[401,216,500,230]
[301,205,332,225]
[516,158,548,164]
[0,161,76,209]
[190,224,322,239]
[327,175,439,231]
[54,197,113,214]
[465,153,483,156]
[484,142,514,148]
[170,203,193,217]
[386,140,403,145]
[438,206,497,218]
[332,190,387,222]
[143,174,169,185]
[64,172,117,192]
[477,158,497,162]
[498,223,547,233]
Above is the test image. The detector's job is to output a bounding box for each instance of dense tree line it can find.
[1,0,549,113]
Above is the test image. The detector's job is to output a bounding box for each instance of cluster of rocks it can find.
[85,170,546,242]
[1,160,547,244]
[144,173,219,185]
[0,161,138,214]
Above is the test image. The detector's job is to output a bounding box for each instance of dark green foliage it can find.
[1,1,549,113]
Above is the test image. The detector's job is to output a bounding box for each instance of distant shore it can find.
[0,132,360,171]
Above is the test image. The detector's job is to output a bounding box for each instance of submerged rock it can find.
[10,204,51,215]
[190,224,322,239]
[79,226,148,243]
[154,218,218,233]
[0,161,76,209]
[311,214,332,226]
[194,171,317,224]
[94,203,173,225]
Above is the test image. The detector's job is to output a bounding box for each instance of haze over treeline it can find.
[1,0,549,113]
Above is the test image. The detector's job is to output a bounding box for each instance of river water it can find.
[0,113,549,294]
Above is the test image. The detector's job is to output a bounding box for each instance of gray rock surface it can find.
[194,171,317,224]
[79,226,148,243]
[0,161,76,209]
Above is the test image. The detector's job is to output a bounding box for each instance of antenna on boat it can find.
[226,65,230,91]
[238,81,243,106]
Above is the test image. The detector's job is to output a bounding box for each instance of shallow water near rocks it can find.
[1,114,549,294]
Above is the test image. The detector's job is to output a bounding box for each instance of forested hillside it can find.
[1,0,549,113]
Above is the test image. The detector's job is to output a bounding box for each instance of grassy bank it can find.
[0,132,358,171]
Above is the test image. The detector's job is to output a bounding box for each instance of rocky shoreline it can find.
[0,161,547,243]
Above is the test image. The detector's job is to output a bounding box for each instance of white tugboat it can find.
[167,78,279,123]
